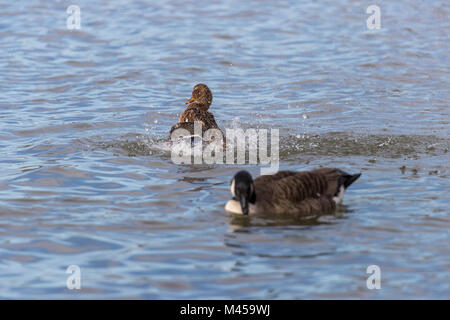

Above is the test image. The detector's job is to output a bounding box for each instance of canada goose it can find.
[169,84,225,144]
[225,168,361,216]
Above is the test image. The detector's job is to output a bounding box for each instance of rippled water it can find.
[0,0,449,299]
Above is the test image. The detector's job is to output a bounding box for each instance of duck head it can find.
[185,83,213,109]
[230,170,256,215]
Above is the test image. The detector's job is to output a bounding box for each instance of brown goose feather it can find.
[254,169,341,215]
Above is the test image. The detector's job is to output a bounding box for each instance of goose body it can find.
[225,168,361,216]
[169,84,224,140]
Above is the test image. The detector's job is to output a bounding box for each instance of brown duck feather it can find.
[178,106,220,129]
[169,84,225,143]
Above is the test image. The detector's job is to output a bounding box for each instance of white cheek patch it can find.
[230,179,235,197]
[332,185,345,205]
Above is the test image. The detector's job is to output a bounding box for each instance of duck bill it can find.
[185,97,195,104]
[239,196,249,215]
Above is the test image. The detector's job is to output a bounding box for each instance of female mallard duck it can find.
[169,84,224,141]
[225,168,361,216]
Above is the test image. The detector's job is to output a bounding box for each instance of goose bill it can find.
[239,195,249,215]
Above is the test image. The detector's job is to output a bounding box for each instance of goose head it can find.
[185,83,213,109]
[230,170,256,215]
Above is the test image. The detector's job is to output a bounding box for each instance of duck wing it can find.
[180,108,220,128]
[169,122,206,137]
[171,109,225,145]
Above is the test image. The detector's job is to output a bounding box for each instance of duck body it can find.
[171,106,221,136]
[225,168,361,216]
[169,84,225,144]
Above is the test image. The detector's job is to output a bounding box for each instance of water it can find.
[0,0,449,299]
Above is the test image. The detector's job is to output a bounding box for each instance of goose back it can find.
[253,168,349,216]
